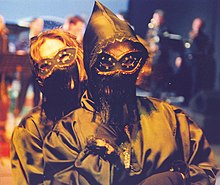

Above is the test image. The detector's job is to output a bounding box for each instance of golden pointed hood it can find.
[83,1,147,74]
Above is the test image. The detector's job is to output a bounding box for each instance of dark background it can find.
[127,0,220,89]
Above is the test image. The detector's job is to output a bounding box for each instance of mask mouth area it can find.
[98,76,130,100]
[104,85,112,96]
[42,65,79,95]
[68,76,75,90]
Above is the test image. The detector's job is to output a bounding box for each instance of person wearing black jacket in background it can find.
[185,17,215,98]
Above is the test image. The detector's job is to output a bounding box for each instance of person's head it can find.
[30,29,87,108]
[29,18,44,37]
[152,9,165,27]
[63,15,86,44]
[192,17,203,33]
[90,40,147,102]
[84,1,148,125]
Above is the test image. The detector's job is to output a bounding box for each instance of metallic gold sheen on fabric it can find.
[42,91,218,184]
[10,106,53,185]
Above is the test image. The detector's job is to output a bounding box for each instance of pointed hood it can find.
[83,1,147,74]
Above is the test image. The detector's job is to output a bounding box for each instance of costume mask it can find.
[90,41,147,126]
[32,46,79,100]
[91,41,145,98]
[95,50,143,76]
[34,47,77,80]
[83,1,148,127]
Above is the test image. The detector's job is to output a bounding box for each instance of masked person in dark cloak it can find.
[43,2,219,185]
[10,29,87,185]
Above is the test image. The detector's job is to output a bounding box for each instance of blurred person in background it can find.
[145,9,173,98]
[10,28,87,184]
[146,10,186,101]
[0,15,9,142]
[0,15,9,55]
[63,15,86,46]
[0,74,10,142]
[14,17,44,117]
[185,17,215,98]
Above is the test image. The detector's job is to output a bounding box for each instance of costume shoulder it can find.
[14,106,54,140]
[11,106,46,185]
[137,96,177,113]
[137,96,190,116]
[137,96,194,135]
[18,106,42,127]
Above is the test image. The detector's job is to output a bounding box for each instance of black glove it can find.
[138,171,185,185]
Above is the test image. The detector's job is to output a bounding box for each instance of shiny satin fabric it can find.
[10,106,53,185]
[42,91,218,185]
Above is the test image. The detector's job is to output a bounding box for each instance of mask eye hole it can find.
[98,56,115,70]
[39,63,50,71]
[56,48,76,64]
[59,53,70,63]
[122,57,135,68]
[122,53,143,69]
